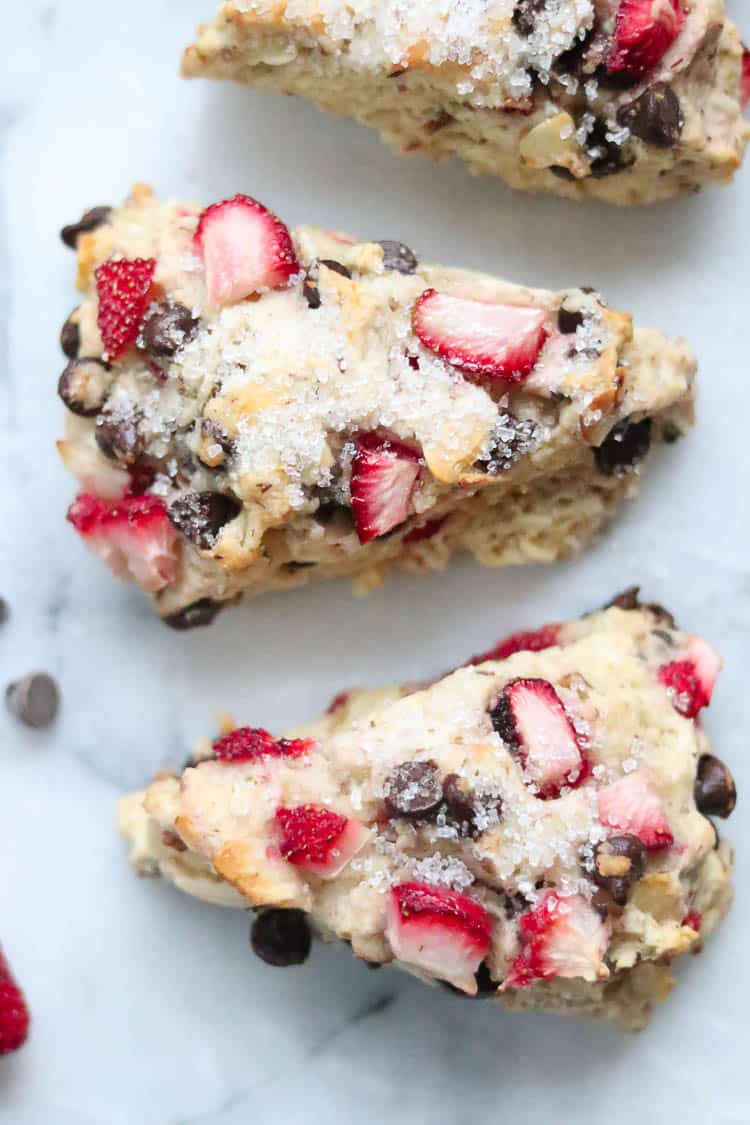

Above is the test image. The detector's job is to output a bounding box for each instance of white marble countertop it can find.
[1,2,749,1122]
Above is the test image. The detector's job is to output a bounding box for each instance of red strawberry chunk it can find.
[95,258,157,360]
[598,768,673,849]
[350,433,421,544]
[608,0,685,77]
[412,289,548,383]
[67,492,178,592]
[386,882,492,994]
[213,727,314,764]
[504,893,609,988]
[404,515,448,544]
[501,678,586,798]
[682,911,702,931]
[326,690,351,715]
[741,46,750,110]
[469,623,561,666]
[658,637,721,719]
[194,194,299,307]
[275,805,370,879]
[0,949,30,1056]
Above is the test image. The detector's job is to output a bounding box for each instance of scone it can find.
[58,186,695,626]
[183,1,750,205]
[119,596,736,1029]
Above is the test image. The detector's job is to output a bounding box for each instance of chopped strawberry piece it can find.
[0,949,30,1056]
[404,515,448,544]
[67,492,178,592]
[741,46,750,110]
[505,893,609,988]
[412,289,548,383]
[682,911,702,932]
[608,0,685,77]
[598,768,673,849]
[212,727,314,764]
[495,678,586,799]
[350,433,421,544]
[194,194,298,307]
[386,882,492,994]
[95,258,157,359]
[658,638,721,719]
[275,805,370,879]
[469,623,561,666]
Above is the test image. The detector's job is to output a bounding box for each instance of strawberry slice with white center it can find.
[598,768,673,849]
[385,882,493,994]
[412,289,548,383]
[67,492,179,592]
[350,433,421,544]
[608,0,686,77]
[496,678,586,799]
[194,194,299,307]
[742,46,750,110]
[658,636,722,719]
[504,893,609,989]
[274,805,370,879]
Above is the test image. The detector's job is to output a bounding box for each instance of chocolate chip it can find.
[617,84,683,149]
[377,240,418,275]
[139,301,199,358]
[303,259,352,309]
[168,492,242,550]
[591,834,647,906]
[6,673,60,729]
[58,358,112,418]
[603,587,677,628]
[586,119,634,178]
[512,0,544,37]
[384,760,443,818]
[60,206,112,249]
[95,410,145,464]
[424,110,454,134]
[251,909,312,967]
[163,599,224,631]
[488,695,519,752]
[695,755,736,819]
[557,305,585,334]
[549,165,577,182]
[594,418,652,476]
[60,311,81,359]
[320,259,352,279]
[441,774,503,838]
[474,413,539,475]
[161,830,187,853]
[201,419,236,460]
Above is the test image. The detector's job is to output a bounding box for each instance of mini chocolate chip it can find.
[586,119,634,178]
[251,909,312,967]
[168,491,242,550]
[303,259,352,309]
[161,830,187,853]
[58,358,113,417]
[603,587,676,628]
[512,0,544,37]
[139,301,199,358]
[60,206,112,249]
[594,418,652,476]
[557,305,585,334]
[95,411,145,464]
[549,165,577,182]
[488,695,519,752]
[384,760,443,818]
[617,84,683,149]
[695,755,736,819]
[60,311,81,359]
[475,413,539,475]
[163,598,224,631]
[320,259,351,279]
[201,419,236,458]
[6,673,60,729]
[377,240,418,275]
[591,834,647,906]
[441,774,503,838]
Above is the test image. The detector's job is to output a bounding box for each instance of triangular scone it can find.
[183,2,749,205]
[59,186,695,625]
[120,598,736,1030]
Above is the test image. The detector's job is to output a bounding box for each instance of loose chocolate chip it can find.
[591,834,647,906]
[58,358,113,417]
[441,774,503,838]
[139,301,199,358]
[384,760,443,818]
[549,165,577,182]
[163,599,224,632]
[695,755,737,819]
[593,417,652,476]
[617,84,683,149]
[377,240,418,275]
[60,206,112,249]
[512,0,545,37]
[60,311,81,359]
[167,491,242,550]
[6,673,60,729]
[303,259,352,309]
[557,305,585,334]
[95,410,145,463]
[251,909,312,967]
[489,695,519,752]
[586,119,634,178]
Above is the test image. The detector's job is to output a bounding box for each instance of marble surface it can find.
[1,2,749,1122]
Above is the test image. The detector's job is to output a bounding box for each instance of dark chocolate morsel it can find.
[384,760,443,818]
[162,599,224,631]
[593,418,652,476]
[557,305,585,334]
[167,491,242,550]
[377,240,418,275]
[60,311,81,359]
[617,84,683,150]
[139,301,199,358]
[488,694,519,752]
[95,410,145,463]
[250,909,312,967]
[58,358,112,417]
[695,755,737,819]
[591,834,647,906]
[60,206,112,249]
[549,165,577,182]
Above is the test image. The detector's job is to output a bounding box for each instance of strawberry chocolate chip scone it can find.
[58,185,695,626]
[182,1,749,205]
[119,599,736,1029]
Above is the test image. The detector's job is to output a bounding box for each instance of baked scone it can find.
[58,186,695,626]
[183,1,750,205]
[119,598,736,1029]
